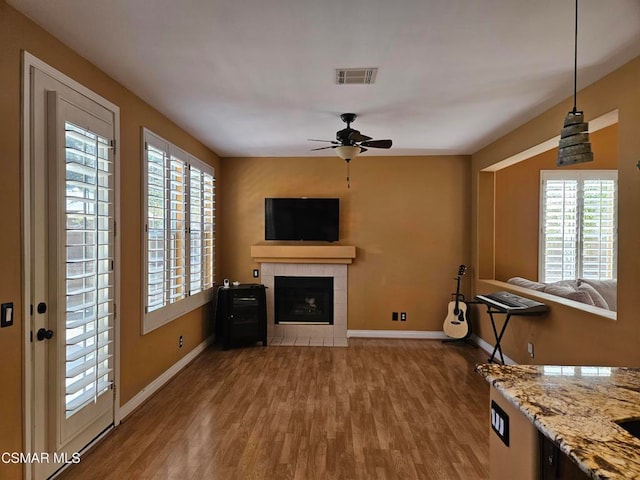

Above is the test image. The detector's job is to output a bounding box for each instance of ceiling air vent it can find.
[335,68,378,85]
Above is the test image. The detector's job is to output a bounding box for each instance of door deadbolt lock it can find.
[36,328,54,341]
[37,302,47,314]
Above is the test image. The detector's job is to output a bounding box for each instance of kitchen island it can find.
[476,364,640,480]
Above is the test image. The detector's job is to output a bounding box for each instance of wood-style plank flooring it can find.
[59,339,490,479]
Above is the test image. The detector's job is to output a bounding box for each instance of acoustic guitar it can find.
[443,265,470,339]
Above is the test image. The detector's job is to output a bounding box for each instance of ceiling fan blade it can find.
[360,139,392,149]
[308,139,339,144]
[310,145,337,151]
[349,131,372,142]
[359,147,368,154]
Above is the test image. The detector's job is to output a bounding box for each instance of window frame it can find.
[538,169,617,283]
[141,128,215,334]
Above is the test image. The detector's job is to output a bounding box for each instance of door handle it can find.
[36,328,54,341]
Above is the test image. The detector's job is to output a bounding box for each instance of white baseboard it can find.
[347,330,449,340]
[326,330,519,364]
[117,335,213,422]
[471,334,518,365]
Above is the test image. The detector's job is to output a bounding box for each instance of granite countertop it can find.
[476,364,640,480]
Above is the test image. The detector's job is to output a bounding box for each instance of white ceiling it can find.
[9,0,640,157]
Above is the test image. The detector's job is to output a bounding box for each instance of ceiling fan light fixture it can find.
[335,145,360,161]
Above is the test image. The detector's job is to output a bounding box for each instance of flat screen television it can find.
[265,198,339,242]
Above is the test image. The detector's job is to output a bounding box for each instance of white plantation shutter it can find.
[581,178,616,279]
[64,122,114,417]
[169,155,187,302]
[144,137,189,312]
[189,166,203,294]
[202,171,216,290]
[188,165,216,294]
[146,143,167,312]
[540,171,617,283]
[541,178,578,282]
[143,129,216,332]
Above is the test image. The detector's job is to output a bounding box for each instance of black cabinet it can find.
[539,433,588,480]
[215,284,267,349]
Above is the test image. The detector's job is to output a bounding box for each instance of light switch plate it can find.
[491,400,510,447]
[1,302,14,328]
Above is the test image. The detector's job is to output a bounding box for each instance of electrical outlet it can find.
[527,342,534,358]
[253,269,259,278]
[392,312,398,321]
[179,335,184,348]
[400,312,407,321]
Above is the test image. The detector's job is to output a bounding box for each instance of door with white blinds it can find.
[44,91,115,474]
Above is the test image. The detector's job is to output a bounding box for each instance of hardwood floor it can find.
[59,339,490,480]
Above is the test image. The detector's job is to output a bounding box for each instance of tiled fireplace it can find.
[251,243,356,347]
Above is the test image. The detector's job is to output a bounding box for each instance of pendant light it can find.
[557,0,593,167]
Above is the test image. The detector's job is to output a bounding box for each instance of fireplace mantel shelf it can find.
[251,242,356,264]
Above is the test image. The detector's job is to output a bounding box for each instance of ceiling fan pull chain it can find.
[346,162,350,189]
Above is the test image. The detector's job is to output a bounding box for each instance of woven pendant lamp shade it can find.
[557,110,593,166]
[557,0,593,167]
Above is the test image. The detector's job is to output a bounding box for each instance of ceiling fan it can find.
[309,113,392,162]
[308,113,392,188]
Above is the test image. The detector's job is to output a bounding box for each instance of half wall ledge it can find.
[251,242,357,264]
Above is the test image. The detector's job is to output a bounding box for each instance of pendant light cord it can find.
[572,0,578,113]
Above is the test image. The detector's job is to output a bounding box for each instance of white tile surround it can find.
[261,263,348,347]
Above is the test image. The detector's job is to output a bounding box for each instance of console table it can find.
[215,284,267,350]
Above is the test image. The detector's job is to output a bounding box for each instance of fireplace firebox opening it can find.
[274,276,333,324]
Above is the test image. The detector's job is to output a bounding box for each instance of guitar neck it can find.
[454,276,462,310]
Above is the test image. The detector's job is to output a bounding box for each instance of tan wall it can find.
[219,155,471,331]
[490,387,539,480]
[494,124,618,282]
[0,2,221,469]
[472,55,640,366]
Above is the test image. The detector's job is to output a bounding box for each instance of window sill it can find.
[142,288,215,334]
[476,279,617,321]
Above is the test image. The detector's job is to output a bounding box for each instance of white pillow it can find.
[543,283,594,306]
[577,283,609,310]
[579,279,617,311]
[507,277,546,291]
[552,279,580,289]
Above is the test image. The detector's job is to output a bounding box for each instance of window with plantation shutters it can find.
[539,170,617,283]
[142,129,216,333]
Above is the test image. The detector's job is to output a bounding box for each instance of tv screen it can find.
[265,198,339,242]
